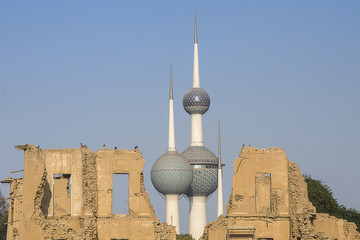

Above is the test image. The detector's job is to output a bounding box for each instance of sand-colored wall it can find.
[203,147,292,240]
[313,213,359,240]
[42,148,84,216]
[95,148,173,239]
[5,144,359,240]
[5,178,23,240]
[4,144,175,240]
[98,217,153,240]
[205,216,290,240]
[227,147,290,217]
[202,146,360,240]
[96,149,154,218]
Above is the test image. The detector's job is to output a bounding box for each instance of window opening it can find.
[112,173,129,214]
[53,174,71,216]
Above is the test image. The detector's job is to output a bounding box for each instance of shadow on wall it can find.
[40,178,51,216]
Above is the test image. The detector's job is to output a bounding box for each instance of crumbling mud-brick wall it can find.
[202,147,292,240]
[201,146,360,240]
[289,161,360,240]
[226,147,290,217]
[3,144,175,240]
[96,148,175,240]
[2,177,23,240]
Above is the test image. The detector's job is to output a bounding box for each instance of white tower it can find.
[151,64,193,234]
[181,14,218,240]
[217,119,224,217]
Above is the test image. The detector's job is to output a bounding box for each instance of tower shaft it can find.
[190,114,204,146]
[189,196,207,240]
[217,169,223,217]
[168,64,176,151]
[166,194,180,234]
[217,119,224,217]
[168,99,176,151]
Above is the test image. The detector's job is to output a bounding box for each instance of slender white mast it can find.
[193,14,200,88]
[166,194,180,234]
[217,118,224,217]
[168,63,176,151]
[166,63,180,233]
[190,13,204,147]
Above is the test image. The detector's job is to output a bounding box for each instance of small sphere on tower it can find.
[183,88,210,115]
[151,151,193,195]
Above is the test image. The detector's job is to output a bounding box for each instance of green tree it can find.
[177,233,195,240]
[304,174,339,214]
[0,189,8,240]
[304,174,360,231]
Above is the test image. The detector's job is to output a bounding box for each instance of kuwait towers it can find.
[151,65,193,234]
[152,14,222,239]
[181,14,218,239]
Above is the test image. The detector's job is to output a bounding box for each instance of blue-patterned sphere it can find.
[151,151,193,195]
[182,146,218,165]
[183,88,210,115]
[181,146,218,197]
[184,168,217,197]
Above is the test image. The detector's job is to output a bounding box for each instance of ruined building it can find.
[3,144,176,240]
[200,147,360,240]
[3,145,360,240]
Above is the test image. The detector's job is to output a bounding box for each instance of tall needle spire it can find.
[168,63,176,151]
[193,12,200,88]
[170,63,173,100]
[194,11,198,44]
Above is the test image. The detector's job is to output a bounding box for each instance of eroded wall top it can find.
[227,146,290,216]
[6,144,175,240]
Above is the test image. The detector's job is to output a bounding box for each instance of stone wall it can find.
[201,146,360,240]
[226,147,290,217]
[4,144,359,240]
[4,144,176,240]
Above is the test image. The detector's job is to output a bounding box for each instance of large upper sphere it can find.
[183,88,210,115]
[151,151,193,195]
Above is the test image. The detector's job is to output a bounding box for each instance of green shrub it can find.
[304,174,360,231]
[177,233,195,240]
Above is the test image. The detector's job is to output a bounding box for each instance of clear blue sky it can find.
[1,1,359,234]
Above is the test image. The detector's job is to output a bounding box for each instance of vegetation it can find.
[177,233,194,240]
[0,189,8,240]
[304,174,360,231]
